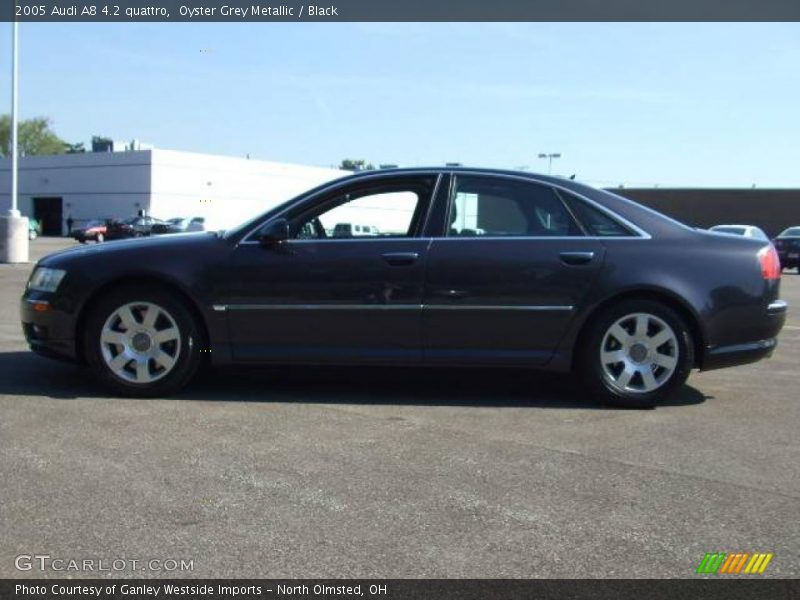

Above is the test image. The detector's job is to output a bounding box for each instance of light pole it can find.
[11,20,18,216]
[1,20,29,263]
[537,152,561,175]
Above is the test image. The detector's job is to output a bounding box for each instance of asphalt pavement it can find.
[1,237,798,578]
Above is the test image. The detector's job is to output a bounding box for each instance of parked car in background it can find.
[28,218,41,240]
[332,223,380,237]
[21,168,787,408]
[105,216,167,240]
[151,217,206,235]
[72,220,108,244]
[709,224,770,241]
[773,226,800,272]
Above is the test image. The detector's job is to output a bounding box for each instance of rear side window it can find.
[447,176,583,237]
[560,192,635,237]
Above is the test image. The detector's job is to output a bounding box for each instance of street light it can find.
[10,20,18,217]
[537,152,562,175]
[1,20,29,263]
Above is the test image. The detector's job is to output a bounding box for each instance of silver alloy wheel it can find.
[599,312,679,394]
[100,301,182,384]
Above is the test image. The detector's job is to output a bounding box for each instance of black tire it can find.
[578,299,694,409]
[83,284,204,397]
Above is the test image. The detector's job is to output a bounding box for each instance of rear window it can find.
[779,227,800,237]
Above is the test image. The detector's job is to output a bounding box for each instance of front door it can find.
[225,175,439,363]
[423,174,606,366]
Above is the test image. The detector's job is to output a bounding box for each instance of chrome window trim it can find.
[237,169,653,246]
[240,235,646,246]
[446,170,651,239]
[238,171,443,245]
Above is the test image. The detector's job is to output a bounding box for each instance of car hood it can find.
[39,231,222,268]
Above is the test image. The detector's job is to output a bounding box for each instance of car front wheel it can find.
[84,285,203,397]
[579,300,694,408]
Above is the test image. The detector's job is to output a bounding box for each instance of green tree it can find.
[0,115,68,157]
[339,158,375,172]
[65,142,86,154]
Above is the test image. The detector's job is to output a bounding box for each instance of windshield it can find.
[779,227,800,237]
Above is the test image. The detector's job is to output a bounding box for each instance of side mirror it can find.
[258,218,290,247]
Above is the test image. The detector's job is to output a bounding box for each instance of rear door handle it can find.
[382,252,419,266]
[559,251,595,266]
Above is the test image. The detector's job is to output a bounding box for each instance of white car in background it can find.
[709,224,770,241]
[172,216,206,232]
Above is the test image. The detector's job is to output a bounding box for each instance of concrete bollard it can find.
[0,214,30,263]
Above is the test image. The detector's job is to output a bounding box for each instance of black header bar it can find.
[3,0,800,22]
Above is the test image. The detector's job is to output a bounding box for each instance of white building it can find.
[0,149,346,235]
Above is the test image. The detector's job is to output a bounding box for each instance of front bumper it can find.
[701,300,787,370]
[20,296,79,362]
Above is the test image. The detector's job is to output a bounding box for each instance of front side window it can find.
[293,179,433,240]
[447,176,582,238]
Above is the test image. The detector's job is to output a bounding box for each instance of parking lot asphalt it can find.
[0,237,798,578]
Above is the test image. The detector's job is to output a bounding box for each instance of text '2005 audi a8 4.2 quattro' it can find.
[21,169,787,408]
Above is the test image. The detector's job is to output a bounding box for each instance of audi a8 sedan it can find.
[21,168,787,407]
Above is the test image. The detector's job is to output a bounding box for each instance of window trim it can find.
[442,174,592,240]
[432,171,650,240]
[236,170,650,245]
[239,173,441,245]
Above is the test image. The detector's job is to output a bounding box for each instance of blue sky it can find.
[1,22,798,187]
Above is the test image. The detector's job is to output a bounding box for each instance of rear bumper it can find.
[701,300,787,370]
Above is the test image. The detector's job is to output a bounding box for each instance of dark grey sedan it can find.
[21,168,787,407]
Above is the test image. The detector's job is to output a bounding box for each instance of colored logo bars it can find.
[696,552,773,574]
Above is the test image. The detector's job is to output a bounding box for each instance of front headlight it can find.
[27,267,67,292]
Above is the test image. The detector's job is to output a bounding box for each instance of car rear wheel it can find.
[579,299,694,408]
[84,285,203,397]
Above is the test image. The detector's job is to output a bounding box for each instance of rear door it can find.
[423,174,606,366]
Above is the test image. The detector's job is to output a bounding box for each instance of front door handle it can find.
[382,252,419,266]
[559,251,595,266]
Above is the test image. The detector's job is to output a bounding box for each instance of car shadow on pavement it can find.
[0,350,710,409]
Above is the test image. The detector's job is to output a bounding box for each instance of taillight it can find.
[758,245,781,280]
